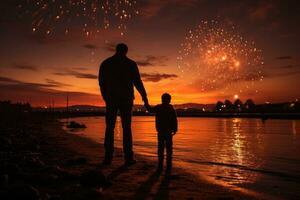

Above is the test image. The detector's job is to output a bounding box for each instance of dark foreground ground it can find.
[0,113,264,200]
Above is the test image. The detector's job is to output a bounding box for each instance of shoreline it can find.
[1,114,265,199]
[56,119,259,199]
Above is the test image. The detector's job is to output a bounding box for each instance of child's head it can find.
[161,93,171,104]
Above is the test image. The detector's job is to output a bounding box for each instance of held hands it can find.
[143,98,153,113]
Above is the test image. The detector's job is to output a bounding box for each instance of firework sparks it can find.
[177,20,264,93]
[18,0,139,36]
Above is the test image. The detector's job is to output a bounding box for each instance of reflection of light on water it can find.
[292,120,297,135]
[292,120,297,142]
[229,118,247,184]
[232,118,243,165]
[205,118,260,186]
[116,117,121,140]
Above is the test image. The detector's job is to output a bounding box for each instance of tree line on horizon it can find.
[214,99,300,113]
[215,99,255,112]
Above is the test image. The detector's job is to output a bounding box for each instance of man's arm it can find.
[98,62,107,102]
[172,107,178,134]
[132,62,148,102]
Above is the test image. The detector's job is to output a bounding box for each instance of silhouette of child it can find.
[145,93,178,172]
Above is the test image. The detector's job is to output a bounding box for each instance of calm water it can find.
[63,117,300,199]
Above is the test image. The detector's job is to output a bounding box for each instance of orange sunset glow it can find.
[1,0,300,107]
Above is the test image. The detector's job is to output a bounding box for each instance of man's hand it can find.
[144,99,150,111]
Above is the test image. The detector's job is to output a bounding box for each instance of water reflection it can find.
[115,118,121,140]
[62,117,300,198]
[204,118,262,185]
[232,118,243,164]
[292,120,297,135]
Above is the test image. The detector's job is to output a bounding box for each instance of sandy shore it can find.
[0,114,258,200]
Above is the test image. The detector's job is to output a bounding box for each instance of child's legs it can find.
[157,133,165,167]
[165,134,173,167]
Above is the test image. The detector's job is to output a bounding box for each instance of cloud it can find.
[12,64,38,71]
[249,1,278,21]
[103,42,116,52]
[275,56,292,60]
[45,79,72,87]
[53,70,97,79]
[140,0,198,19]
[72,67,88,71]
[265,70,300,78]
[277,65,300,69]
[140,1,168,19]
[136,55,169,67]
[0,76,21,83]
[140,73,178,82]
[83,44,98,50]
[0,76,71,89]
[171,0,198,6]
[0,76,100,106]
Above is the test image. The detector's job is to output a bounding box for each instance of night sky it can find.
[1,0,300,107]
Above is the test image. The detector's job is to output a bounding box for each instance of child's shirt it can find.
[146,103,178,133]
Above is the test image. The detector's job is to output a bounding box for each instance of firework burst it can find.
[18,0,139,36]
[177,20,264,94]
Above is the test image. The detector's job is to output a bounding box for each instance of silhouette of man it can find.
[98,43,148,166]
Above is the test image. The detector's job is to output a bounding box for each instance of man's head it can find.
[116,43,128,56]
[161,93,171,104]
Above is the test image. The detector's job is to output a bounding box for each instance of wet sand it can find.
[0,114,260,199]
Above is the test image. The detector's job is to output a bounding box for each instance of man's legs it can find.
[165,133,173,170]
[104,104,118,163]
[119,103,134,163]
[157,133,165,170]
